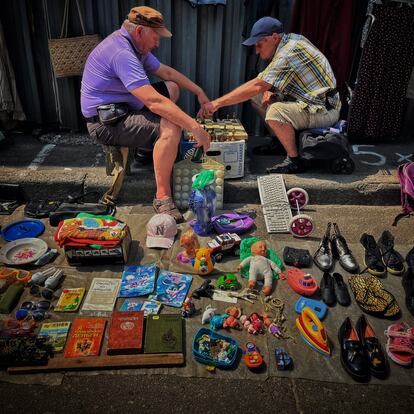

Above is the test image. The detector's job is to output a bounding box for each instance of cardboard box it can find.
[180,137,245,179]
[64,227,131,266]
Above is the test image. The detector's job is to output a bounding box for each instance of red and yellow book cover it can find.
[107,311,144,355]
[64,317,106,358]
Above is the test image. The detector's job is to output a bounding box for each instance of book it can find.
[141,300,162,316]
[54,288,85,312]
[80,278,121,315]
[119,264,157,297]
[148,270,192,308]
[144,314,183,354]
[107,311,144,355]
[64,317,106,358]
[120,299,143,311]
[38,321,71,352]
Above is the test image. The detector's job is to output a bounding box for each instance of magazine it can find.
[54,288,85,312]
[38,321,71,353]
[148,270,192,308]
[119,264,157,297]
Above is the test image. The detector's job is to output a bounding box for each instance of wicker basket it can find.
[173,157,225,209]
[48,34,101,78]
[48,0,100,78]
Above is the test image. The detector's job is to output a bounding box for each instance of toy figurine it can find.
[262,313,282,338]
[188,170,217,236]
[201,304,216,324]
[181,296,196,318]
[223,315,241,330]
[225,306,242,319]
[176,229,200,264]
[209,314,228,331]
[237,240,281,296]
[192,279,215,299]
[240,313,264,335]
[193,247,214,275]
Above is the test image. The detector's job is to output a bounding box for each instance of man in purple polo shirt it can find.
[81,5,210,222]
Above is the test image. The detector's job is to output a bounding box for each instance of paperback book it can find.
[148,270,192,308]
[80,278,121,316]
[119,264,158,297]
[54,288,85,312]
[107,311,144,355]
[38,321,71,352]
[64,317,106,358]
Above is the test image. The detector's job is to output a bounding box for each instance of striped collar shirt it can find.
[258,33,340,112]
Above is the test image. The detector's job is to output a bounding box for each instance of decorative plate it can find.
[0,238,48,265]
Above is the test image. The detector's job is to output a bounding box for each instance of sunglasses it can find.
[29,284,55,300]
[15,300,51,322]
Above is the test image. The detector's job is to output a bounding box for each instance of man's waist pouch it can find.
[97,103,129,125]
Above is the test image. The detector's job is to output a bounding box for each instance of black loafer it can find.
[355,315,389,379]
[320,272,336,306]
[338,317,370,382]
[332,272,351,306]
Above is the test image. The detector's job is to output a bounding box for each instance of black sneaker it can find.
[377,230,405,275]
[266,157,305,174]
[360,233,386,276]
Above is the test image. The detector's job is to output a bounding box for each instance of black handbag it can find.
[97,103,129,125]
[49,202,116,226]
[283,246,312,268]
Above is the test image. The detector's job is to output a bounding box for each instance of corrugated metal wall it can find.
[0,0,292,133]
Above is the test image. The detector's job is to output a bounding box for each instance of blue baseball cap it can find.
[242,17,283,46]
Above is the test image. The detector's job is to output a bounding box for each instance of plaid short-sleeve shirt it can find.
[258,34,340,112]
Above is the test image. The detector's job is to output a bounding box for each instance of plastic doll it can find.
[237,240,281,296]
[188,170,217,236]
[176,229,200,264]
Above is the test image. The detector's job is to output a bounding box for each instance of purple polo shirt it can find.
[81,26,161,117]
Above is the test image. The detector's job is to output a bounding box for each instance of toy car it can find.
[243,341,264,370]
[216,273,240,291]
[207,233,241,262]
[275,347,292,370]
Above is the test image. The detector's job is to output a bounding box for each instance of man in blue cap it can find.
[200,17,340,174]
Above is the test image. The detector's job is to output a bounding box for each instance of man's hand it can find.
[197,90,210,107]
[191,125,211,152]
[197,100,219,119]
[261,91,275,108]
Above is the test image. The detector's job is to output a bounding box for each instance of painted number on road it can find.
[352,145,386,166]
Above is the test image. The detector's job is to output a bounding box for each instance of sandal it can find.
[385,322,414,366]
[385,322,414,342]
[153,197,183,222]
[385,337,414,366]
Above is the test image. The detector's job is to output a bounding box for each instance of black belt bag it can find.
[97,103,129,125]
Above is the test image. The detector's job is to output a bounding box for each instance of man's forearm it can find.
[215,78,270,109]
[148,95,199,131]
[158,65,202,97]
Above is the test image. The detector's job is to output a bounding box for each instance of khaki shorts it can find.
[86,81,169,149]
[251,93,340,130]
